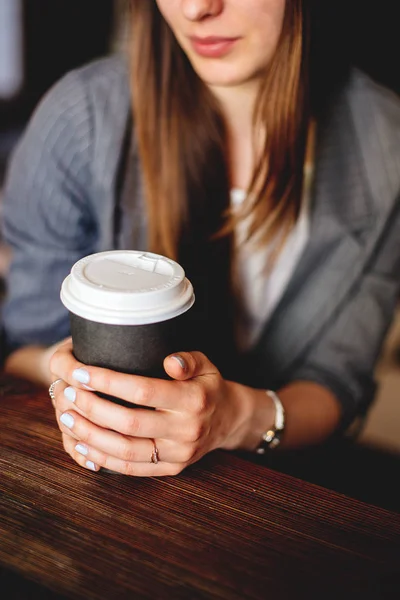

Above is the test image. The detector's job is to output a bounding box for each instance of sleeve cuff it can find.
[281,365,377,433]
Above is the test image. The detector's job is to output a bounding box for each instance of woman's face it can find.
[155,0,286,89]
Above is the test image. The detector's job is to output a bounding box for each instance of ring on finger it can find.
[150,440,160,464]
[49,378,63,402]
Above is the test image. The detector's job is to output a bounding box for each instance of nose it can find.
[182,0,223,21]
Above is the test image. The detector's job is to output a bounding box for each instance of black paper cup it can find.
[61,251,195,408]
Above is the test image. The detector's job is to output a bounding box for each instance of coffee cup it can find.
[60,250,195,406]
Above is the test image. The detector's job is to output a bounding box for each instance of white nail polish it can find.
[64,387,77,402]
[60,413,74,429]
[171,355,187,371]
[86,461,97,471]
[72,368,90,385]
[75,443,88,456]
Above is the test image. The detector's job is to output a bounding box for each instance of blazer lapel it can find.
[246,80,398,387]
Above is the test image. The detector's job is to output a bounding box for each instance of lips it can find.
[189,36,240,58]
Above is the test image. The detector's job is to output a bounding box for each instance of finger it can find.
[54,352,190,410]
[63,432,186,476]
[53,381,91,421]
[51,339,208,411]
[59,336,72,348]
[73,445,185,477]
[71,436,196,466]
[50,342,96,391]
[62,434,100,472]
[56,409,80,441]
[82,455,185,477]
[48,338,73,369]
[61,385,214,445]
[49,338,73,373]
[57,405,177,448]
[61,386,185,437]
[164,352,219,381]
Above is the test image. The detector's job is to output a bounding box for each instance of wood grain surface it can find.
[0,374,399,600]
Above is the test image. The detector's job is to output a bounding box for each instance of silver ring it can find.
[150,441,159,465]
[48,378,63,402]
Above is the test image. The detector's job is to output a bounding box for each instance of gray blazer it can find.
[2,55,400,428]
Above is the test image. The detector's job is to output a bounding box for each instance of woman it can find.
[1,1,400,476]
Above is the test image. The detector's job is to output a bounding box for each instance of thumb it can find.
[164,352,219,381]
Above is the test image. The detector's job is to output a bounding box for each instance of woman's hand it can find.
[49,340,269,476]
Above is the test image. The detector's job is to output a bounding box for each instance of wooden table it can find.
[0,374,399,599]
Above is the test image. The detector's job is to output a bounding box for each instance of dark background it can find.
[0,0,116,182]
[0,0,115,128]
[351,1,399,95]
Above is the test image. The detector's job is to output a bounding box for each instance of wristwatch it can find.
[255,390,285,454]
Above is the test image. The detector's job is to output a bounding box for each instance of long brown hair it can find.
[130,0,310,262]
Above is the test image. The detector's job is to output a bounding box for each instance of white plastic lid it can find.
[60,251,195,325]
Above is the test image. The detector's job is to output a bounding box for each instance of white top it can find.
[232,165,313,351]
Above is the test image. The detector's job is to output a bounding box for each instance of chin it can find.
[195,66,252,89]
[189,55,263,89]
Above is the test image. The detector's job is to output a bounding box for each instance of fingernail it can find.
[60,413,75,429]
[82,384,96,392]
[86,461,97,471]
[75,443,88,456]
[72,368,90,385]
[64,387,77,402]
[171,355,187,371]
